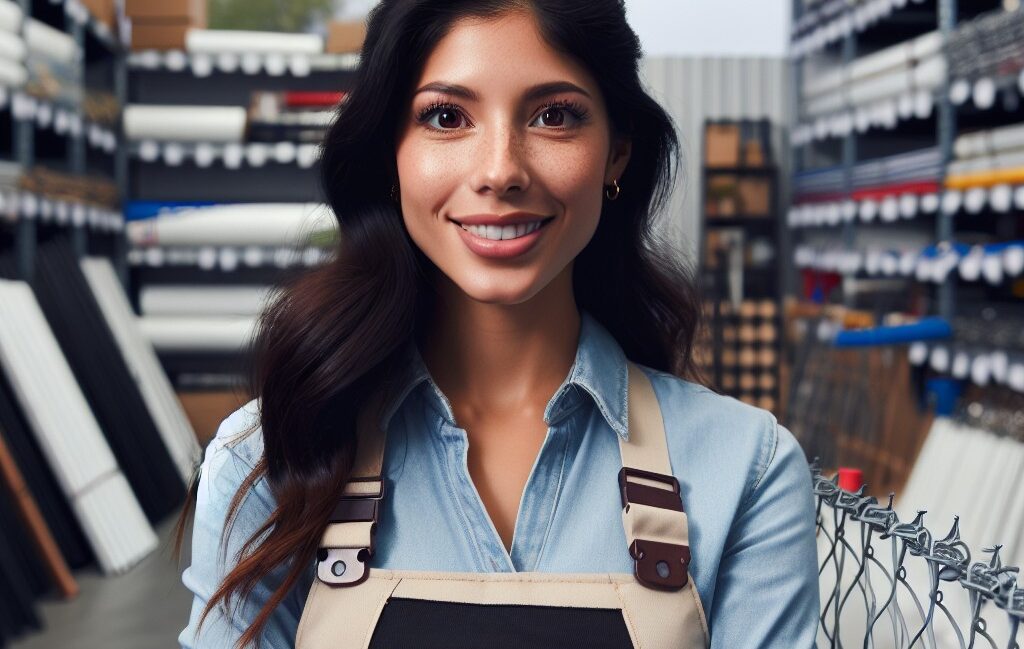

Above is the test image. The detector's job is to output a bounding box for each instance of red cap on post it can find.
[837,467,864,492]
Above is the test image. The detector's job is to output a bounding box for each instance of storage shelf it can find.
[704,166,778,176]
[705,216,776,228]
[0,191,122,231]
[128,51,359,76]
[794,241,1024,287]
[124,29,358,380]
[35,0,123,53]
[128,244,331,271]
[792,89,941,147]
[789,0,965,313]
[791,0,938,58]
[129,141,320,169]
[909,340,1024,393]
[4,0,130,283]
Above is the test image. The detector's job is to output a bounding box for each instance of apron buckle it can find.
[618,467,683,511]
[316,477,385,587]
[629,539,691,590]
[316,547,372,586]
[619,467,691,590]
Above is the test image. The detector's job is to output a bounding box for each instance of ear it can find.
[605,136,632,185]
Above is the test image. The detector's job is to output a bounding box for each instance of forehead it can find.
[416,11,596,94]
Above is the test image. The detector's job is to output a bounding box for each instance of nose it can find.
[469,125,531,197]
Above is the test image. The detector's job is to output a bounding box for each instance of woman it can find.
[177,1,819,647]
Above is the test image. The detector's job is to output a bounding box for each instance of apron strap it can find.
[317,360,692,592]
[316,387,388,587]
[618,362,692,590]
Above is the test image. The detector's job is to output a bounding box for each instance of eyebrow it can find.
[413,81,592,102]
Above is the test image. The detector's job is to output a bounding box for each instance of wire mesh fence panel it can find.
[813,461,1023,649]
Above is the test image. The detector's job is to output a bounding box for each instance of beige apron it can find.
[296,361,709,649]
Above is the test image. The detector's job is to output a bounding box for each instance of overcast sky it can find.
[335,0,791,58]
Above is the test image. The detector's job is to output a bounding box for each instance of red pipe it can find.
[284,91,346,108]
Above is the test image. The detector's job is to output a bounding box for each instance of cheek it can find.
[530,139,608,223]
[395,137,463,216]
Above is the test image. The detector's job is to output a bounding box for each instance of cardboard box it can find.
[705,124,741,168]
[737,178,771,216]
[327,20,366,53]
[177,390,251,447]
[81,0,116,30]
[126,0,206,26]
[743,139,765,166]
[706,174,739,216]
[131,20,192,50]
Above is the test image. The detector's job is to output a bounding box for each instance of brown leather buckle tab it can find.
[329,498,379,523]
[317,509,379,588]
[322,476,385,571]
[618,467,683,512]
[330,477,385,524]
[629,539,691,590]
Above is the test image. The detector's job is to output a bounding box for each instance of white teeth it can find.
[462,220,545,240]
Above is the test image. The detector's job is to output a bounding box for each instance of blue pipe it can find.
[833,317,952,348]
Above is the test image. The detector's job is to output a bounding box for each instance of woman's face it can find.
[395,10,631,306]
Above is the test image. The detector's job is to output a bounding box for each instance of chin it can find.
[456,275,546,306]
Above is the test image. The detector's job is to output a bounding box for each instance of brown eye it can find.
[437,109,463,129]
[531,104,584,129]
[423,106,467,130]
[539,108,565,127]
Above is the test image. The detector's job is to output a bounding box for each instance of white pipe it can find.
[24,18,78,64]
[127,202,336,247]
[81,258,201,483]
[185,29,323,55]
[0,280,157,574]
[140,315,258,353]
[124,105,247,143]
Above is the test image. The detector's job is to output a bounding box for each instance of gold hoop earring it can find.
[605,179,621,201]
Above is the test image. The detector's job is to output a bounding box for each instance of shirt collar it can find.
[378,309,630,441]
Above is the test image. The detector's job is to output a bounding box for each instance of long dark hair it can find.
[175,1,703,647]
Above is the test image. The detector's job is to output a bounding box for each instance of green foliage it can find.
[208,0,338,32]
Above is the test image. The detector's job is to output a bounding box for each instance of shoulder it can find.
[195,398,273,519]
[636,364,809,509]
[205,398,266,469]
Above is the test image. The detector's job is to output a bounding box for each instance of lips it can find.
[452,215,553,259]
[449,212,553,227]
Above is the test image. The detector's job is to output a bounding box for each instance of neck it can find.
[419,266,580,424]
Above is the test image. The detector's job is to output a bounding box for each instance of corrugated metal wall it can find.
[641,56,792,260]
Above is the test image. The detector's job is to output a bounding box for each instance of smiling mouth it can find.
[453,217,555,241]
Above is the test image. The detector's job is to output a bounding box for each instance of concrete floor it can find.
[10,518,194,649]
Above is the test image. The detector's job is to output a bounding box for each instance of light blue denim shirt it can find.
[179,310,819,648]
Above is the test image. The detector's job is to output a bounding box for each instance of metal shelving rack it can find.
[125,49,357,384]
[698,118,785,412]
[6,0,127,283]
[788,0,1015,321]
[788,0,1024,403]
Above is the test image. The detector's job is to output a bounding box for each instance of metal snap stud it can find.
[656,560,670,579]
[331,560,347,577]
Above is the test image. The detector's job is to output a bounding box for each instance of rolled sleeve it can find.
[709,415,819,648]
[178,410,304,649]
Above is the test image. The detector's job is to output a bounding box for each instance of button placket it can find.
[509,415,578,572]
[434,419,514,572]
[456,427,517,571]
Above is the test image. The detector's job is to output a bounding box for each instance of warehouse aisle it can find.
[9,519,193,649]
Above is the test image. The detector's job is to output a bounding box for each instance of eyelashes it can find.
[415,101,467,128]
[414,99,591,130]
[535,99,590,125]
